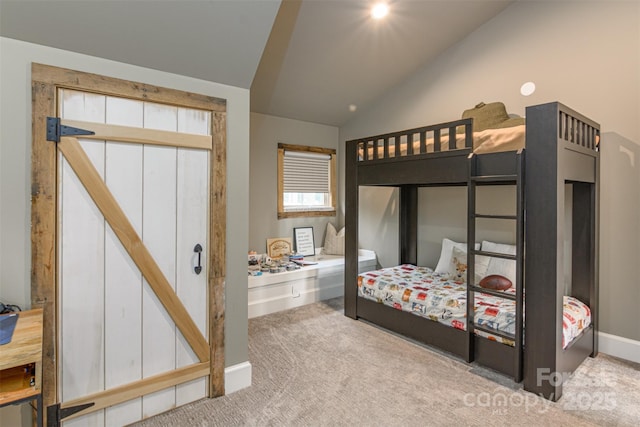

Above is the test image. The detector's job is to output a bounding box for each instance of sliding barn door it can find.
[57,89,210,426]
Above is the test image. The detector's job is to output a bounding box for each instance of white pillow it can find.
[481,240,517,283]
[448,246,490,284]
[434,238,480,274]
[322,222,345,255]
[475,253,491,283]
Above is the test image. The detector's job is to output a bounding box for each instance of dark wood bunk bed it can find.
[344,102,599,401]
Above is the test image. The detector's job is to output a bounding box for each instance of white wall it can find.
[339,1,640,341]
[249,113,339,254]
[0,37,251,423]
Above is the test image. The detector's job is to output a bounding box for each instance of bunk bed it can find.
[344,102,599,401]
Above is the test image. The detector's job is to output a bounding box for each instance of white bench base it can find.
[248,250,377,319]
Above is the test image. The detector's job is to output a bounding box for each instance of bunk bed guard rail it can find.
[356,118,473,162]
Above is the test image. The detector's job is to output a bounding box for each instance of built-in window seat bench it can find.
[248,249,377,318]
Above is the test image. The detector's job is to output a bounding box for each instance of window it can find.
[278,143,336,219]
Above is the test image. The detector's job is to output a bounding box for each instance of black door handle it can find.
[194,244,203,275]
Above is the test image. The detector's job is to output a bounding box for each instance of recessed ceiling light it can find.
[520,81,536,96]
[349,104,357,112]
[371,3,389,20]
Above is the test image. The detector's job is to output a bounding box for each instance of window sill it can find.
[277,209,336,219]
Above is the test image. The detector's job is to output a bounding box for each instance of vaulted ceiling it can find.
[0,0,513,126]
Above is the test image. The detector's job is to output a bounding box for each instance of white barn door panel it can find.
[103,96,144,427]
[175,111,211,406]
[57,89,211,425]
[59,91,107,427]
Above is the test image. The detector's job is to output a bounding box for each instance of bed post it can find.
[399,186,418,264]
[523,102,565,401]
[593,144,600,357]
[345,139,359,319]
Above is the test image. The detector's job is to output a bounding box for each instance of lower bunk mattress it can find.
[357,264,590,349]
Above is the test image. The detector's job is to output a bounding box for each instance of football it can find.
[478,274,512,291]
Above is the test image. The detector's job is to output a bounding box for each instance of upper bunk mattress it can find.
[360,125,526,160]
[357,264,590,349]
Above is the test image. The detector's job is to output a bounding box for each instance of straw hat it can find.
[462,102,525,132]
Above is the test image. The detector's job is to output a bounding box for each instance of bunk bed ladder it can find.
[467,151,525,382]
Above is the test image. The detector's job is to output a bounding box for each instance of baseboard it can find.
[598,332,640,364]
[224,361,252,395]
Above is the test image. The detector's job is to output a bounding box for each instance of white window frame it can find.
[277,143,336,219]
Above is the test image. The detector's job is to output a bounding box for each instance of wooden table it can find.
[0,309,43,427]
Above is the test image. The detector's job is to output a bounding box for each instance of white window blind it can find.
[283,150,331,193]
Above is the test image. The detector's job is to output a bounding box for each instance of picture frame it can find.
[266,237,293,259]
[293,227,315,257]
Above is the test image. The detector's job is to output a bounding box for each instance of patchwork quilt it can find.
[357,264,590,349]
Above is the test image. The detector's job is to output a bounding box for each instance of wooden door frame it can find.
[30,63,227,415]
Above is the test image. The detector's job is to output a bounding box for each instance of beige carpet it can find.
[134,298,640,426]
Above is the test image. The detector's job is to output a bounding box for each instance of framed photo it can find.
[293,227,315,257]
[266,237,292,259]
